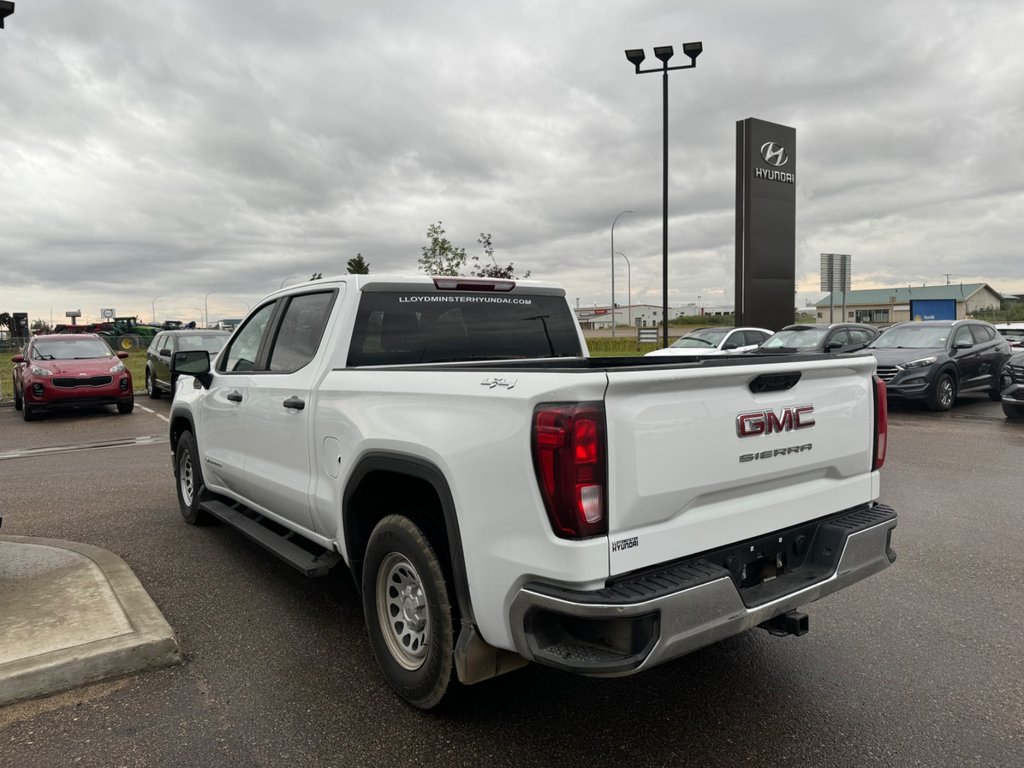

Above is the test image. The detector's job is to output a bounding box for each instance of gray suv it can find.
[867,320,1011,411]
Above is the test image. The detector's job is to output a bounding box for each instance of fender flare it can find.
[343,452,475,625]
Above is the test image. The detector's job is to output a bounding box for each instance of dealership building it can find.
[816,283,1004,325]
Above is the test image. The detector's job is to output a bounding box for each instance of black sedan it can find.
[754,323,879,355]
[145,330,230,398]
[999,350,1024,420]
[866,320,1011,411]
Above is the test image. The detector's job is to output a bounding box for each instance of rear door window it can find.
[267,291,336,373]
[970,324,995,344]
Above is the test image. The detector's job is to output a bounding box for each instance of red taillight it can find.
[532,403,607,539]
[873,375,888,471]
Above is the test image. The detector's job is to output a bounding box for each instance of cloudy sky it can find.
[2,0,1022,327]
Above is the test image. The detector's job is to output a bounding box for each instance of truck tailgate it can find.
[603,355,879,576]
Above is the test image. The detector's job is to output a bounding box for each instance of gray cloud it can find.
[1,0,1022,327]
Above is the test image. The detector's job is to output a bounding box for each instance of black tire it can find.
[927,372,956,411]
[1003,401,1024,420]
[117,394,135,414]
[362,514,455,710]
[174,431,211,525]
[146,369,162,399]
[13,383,23,411]
[989,368,1005,401]
[23,402,38,421]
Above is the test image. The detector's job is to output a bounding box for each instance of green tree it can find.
[418,221,466,276]
[469,232,530,279]
[30,319,52,334]
[347,253,370,274]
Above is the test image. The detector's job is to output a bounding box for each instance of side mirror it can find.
[160,349,171,358]
[826,340,845,350]
[116,351,129,359]
[954,340,973,350]
[11,354,24,363]
[173,350,212,388]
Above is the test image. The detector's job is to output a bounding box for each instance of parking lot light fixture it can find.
[624,40,703,347]
[0,2,15,30]
[152,296,162,324]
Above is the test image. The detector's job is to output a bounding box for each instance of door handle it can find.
[283,396,305,411]
[227,391,243,403]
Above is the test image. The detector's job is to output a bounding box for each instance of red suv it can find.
[11,334,135,421]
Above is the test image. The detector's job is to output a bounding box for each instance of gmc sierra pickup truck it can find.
[168,274,896,708]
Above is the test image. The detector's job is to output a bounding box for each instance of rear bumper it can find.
[509,503,897,676]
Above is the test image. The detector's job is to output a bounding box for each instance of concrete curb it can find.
[0,536,181,706]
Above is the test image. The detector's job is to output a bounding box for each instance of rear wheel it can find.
[146,369,162,399]
[989,367,1005,401]
[927,373,956,411]
[362,514,455,709]
[175,431,211,525]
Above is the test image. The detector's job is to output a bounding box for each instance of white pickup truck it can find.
[168,274,896,708]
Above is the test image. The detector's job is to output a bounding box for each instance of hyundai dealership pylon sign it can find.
[735,117,796,331]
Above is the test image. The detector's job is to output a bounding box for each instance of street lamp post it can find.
[151,296,162,325]
[625,42,702,347]
[616,252,632,329]
[610,210,633,337]
[204,292,217,329]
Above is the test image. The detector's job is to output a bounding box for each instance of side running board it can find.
[199,499,341,577]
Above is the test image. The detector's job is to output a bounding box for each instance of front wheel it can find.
[362,514,455,709]
[927,373,956,411]
[146,369,162,399]
[175,431,211,525]
[13,383,23,411]
[117,394,134,414]
[1004,401,1024,421]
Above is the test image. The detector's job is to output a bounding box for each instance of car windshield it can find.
[31,339,114,360]
[761,328,827,350]
[669,328,728,348]
[178,334,228,353]
[870,325,950,349]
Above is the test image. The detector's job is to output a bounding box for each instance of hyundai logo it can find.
[759,141,789,167]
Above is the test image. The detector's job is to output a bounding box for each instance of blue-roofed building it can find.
[815,283,1003,325]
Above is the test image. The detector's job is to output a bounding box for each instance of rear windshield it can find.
[347,290,582,366]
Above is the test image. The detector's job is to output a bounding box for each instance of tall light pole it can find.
[151,296,162,324]
[204,292,217,329]
[625,41,702,347]
[610,210,633,337]
[616,252,632,328]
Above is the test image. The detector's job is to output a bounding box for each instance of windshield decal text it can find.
[397,295,533,305]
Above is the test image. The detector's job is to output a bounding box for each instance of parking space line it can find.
[0,436,164,461]
[136,404,170,423]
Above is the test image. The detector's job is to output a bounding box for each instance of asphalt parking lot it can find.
[0,393,1021,768]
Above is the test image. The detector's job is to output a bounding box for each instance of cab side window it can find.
[220,303,276,373]
[267,292,335,373]
[953,326,974,348]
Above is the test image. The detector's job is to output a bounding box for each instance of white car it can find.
[994,322,1024,349]
[645,326,772,357]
